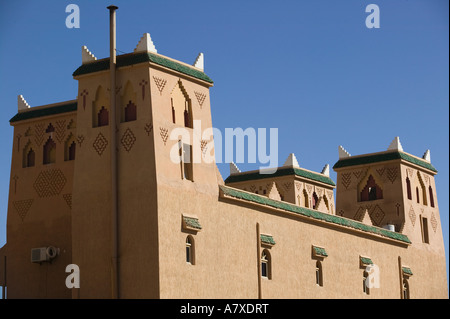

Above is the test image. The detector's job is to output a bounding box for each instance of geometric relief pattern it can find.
[13,199,33,221]
[430,211,438,233]
[194,91,207,108]
[353,170,363,181]
[153,76,167,95]
[63,193,72,210]
[93,132,108,156]
[369,205,385,226]
[376,168,385,177]
[386,167,398,184]
[33,169,67,198]
[341,173,351,189]
[54,120,66,143]
[120,128,136,152]
[34,123,45,146]
[354,206,366,221]
[200,139,208,156]
[144,123,153,136]
[409,206,416,227]
[160,127,169,146]
[77,134,85,147]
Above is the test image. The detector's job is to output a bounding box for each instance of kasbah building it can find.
[0,7,447,299]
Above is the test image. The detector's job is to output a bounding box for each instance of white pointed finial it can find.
[283,153,300,168]
[134,33,157,54]
[18,95,30,111]
[387,136,403,151]
[230,162,241,175]
[321,164,330,176]
[193,52,204,70]
[422,150,431,162]
[338,146,351,159]
[82,45,97,64]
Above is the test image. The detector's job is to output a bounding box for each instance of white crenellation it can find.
[134,33,157,54]
[18,95,30,111]
[81,46,97,64]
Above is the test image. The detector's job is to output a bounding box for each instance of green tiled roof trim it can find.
[72,52,214,83]
[313,246,328,257]
[10,102,77,123]
[402,267,413,276]
[360,257,373,265]
[333,151,437,173]
[183,216,202,230]
[219,185,411,244]
[260,234,276,245]
[225,167,335,186]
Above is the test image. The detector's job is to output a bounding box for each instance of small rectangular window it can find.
[421,217,429,244]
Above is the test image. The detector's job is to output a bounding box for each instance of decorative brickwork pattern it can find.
[295,181,302,192]
[80,89,89,110]
[406,168,414,179]
[194,91,207,108]
[16,134,22,152]
[13,199,33,221]
[326,190,333,200]
[341,173,351,189]
[159,127,169,145]
[12,175,19,194]
[353,170,363,180]
[386,167,398,184]
[354,206,365,221]
[121,128,136,152]
[430,211,438,232]
[409,206,416,227]
[55,120,66,143]
[283,182,293,192]
[153,76,167,95]
[25,127,33,137]
[144,123,153,136]
[63,193,72,210]
[33,169,67,197]
[77,135,85,147]
[139,79,148,100]
[34,123,45,146]
[200,139,208,156]
[93,132,108,156]
[376,168,385,177]
[369,205,385,226]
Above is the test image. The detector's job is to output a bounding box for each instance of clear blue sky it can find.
[0,0,448,296]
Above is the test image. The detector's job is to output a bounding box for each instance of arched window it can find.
[97,106,109,127]
[312,192,319,209]
[429,186,435,208]
[186,236,195,265]
[124,100,137,122]
[261,249,271,279]
[406,177,412,200]
[403,279,410,299]
[43,137,56,164]
[171,81,192,128]
[171,98,176,124]
[22,141,35,168]
[316,261,323,287]
[303,190,309,208]
[417,172,427,206]
[26,148,35,167]
[360,175,383,201]
[65,134,76,161]
[416,187,420,204]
